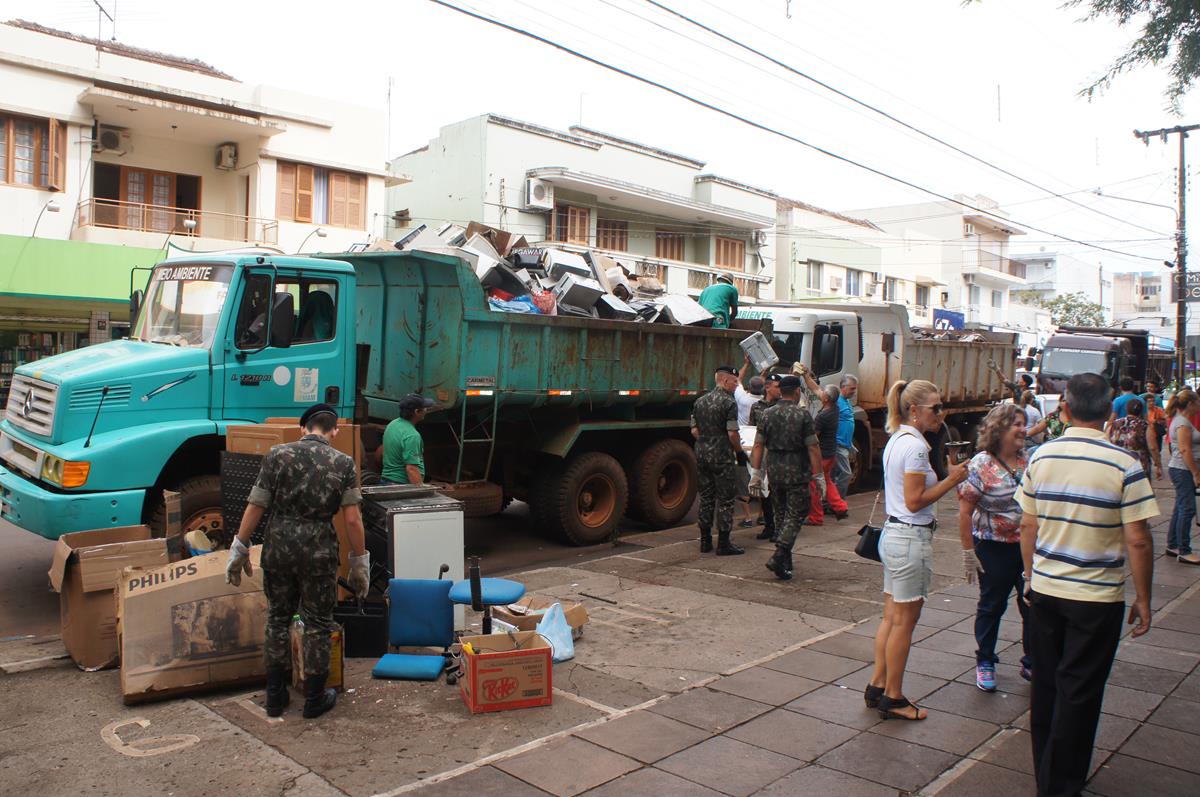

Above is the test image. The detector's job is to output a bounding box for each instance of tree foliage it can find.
[1038,291,1109,327]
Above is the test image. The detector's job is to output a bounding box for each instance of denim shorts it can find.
[880,520,934,603]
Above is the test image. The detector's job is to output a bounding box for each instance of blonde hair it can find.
[976,403,1026,456]
[1166,388,1197,418]
[1020,390,1036,407]
[885,379,939,434]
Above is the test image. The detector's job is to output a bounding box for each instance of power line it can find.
[640,0,1169,239]
[426,0,1162,263]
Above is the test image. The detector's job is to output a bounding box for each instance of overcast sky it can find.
[5,0,1197,283]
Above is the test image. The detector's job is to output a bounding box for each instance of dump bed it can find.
[345,251,756,419]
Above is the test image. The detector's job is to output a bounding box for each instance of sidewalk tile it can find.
[975,728,1034,775]
[920,682,1029,724]
[708,666,821,705]
[1101,684,1163,721]
[815,731,957,792]
[916,606,971,628]
[417,767,551,797]
[1093,712,1139,752]
[842,664,947,702]
[805,632,877,662]
[494,738,640,797]
[656,736,801,797]
[868,709,999,756]
[726,708,857,761]
[785,684,883,730]
[1149,564,1200,588]
[1146,695,1200,736]
[648,688,771,733]
[1088,753,1199,797]
[760,648,864,682]
[953,662,1031,697]
[919,629,1006,659]
[903,647,978,680]
[935,760,1036,797]
[574,711,710,764]
[1155,612,1200,635]
[579,767,724,797]
[1170,596,1200,618]
[1118,724,1200,774]
[926,594,981,616]
[1114,641,1200,672]
[755,764,897,796]
[1136,627,1200,654]
[1171,669,1200,702]
[1106,660,1188,695]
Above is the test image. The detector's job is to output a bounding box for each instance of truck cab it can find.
[0,254,356,540]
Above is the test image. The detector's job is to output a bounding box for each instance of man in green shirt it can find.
[698,273,739,329]
[382,393,435,484]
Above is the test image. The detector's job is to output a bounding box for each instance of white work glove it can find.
[225,537,251,586]
[813,473,827,501]
[748,469,765,498]
[961,548,985,585]
[348,551,371,599]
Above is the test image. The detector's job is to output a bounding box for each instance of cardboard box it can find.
[290,620,345,692]
[491,596,590,638]
[458,631,553,714]
[48,526,168,671]
[118,546,267,704]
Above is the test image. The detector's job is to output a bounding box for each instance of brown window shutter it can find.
[295,164,314,223]
[277,162,296,221]
[48,119,64,192]
[715,236,745,270]
[347,173,365,229]
[566,206,589,245]
[329,171,347,227]
[656,229,684,261]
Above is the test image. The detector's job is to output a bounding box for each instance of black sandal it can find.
[864,684,884,708]
[878,695,927,721]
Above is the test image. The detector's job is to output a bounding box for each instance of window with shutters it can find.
[596,218,628,251]
[0,113,65,189]
[656,229,684,260]
[714,236,746,271]
[276,160,366,229]
[550,203,590,244]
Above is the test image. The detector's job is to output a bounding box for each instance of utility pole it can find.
[1135,124,1200,385]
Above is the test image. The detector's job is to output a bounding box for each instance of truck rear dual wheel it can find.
[627,440,696,529]
[533,452,629,546]
[147,475,225,547]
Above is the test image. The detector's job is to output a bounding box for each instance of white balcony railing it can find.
[77,198,279,244]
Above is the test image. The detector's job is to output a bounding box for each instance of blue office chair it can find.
[448,557,526,635]
[372,578,455,681]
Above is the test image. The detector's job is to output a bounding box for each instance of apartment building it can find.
[1112,271,1174,338]
[0,20,386,395]
[1011,250,1111,310]
[386,115,777,300]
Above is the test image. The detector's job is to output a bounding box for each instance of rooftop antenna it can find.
[92,1,114,65]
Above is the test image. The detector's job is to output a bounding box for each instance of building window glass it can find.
[656,229,684,261]
[991,289,1003,309]
[714,236,746,271]
[883,277,898,302]
[807,260,824,292]
[916,285,930,308]
[846,269,863,296]
[596,218,628,251]
[277,160,366,229]
[0,113,65,190]
[969,285,981,306]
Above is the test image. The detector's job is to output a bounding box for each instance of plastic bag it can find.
[535,602,575,662]
[488,295,542,314]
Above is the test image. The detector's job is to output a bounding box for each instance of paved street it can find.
[1,479,1198,796]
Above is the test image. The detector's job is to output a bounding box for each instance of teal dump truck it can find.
[0,250,756,545]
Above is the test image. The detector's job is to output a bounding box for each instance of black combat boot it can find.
[757,498,775,539]
[716,531,744,556]
[700,530,713,553]
[265,665,291,718]
[302,671,338,719]
[765,544,793,580]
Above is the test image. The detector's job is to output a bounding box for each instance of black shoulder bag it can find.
[854,489,883,562]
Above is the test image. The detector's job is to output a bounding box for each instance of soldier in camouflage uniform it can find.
[690,365,745,555]
[750,376,825,580]
[226,403,370,719]
[750,374,782,541]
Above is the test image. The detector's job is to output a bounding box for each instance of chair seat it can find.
[448,578,526,607]
[372,653,446,681]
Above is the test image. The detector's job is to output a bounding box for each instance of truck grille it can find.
[5,375,58,437]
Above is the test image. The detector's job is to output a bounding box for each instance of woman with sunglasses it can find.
[866,379,968,721]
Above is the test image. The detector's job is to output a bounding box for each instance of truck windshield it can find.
[133,264,232,348]
[1041,347,1112,378]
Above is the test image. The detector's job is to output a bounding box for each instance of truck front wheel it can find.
[538,452,629,546]
[148,475,224,547]
[627,440,696,529]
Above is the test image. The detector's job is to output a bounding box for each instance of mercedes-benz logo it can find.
[21,390,34,419]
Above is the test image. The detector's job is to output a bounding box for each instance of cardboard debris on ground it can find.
[49,526,168,671]
[118,546,267,704]
[492,595,589,640]
[458,631,552,714]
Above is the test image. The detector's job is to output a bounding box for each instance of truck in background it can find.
[1,251,761,546]
[1033,326,1176,416]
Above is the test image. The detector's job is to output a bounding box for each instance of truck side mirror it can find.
[129,289,143,328]
[270,292,295,349]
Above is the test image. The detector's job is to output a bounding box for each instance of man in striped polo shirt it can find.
[1017,372,1156,797]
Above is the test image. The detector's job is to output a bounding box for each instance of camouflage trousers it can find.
[697,459,735,536]
[262,540,338,676]
[773,480,811,550]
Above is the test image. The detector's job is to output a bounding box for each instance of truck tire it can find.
[545,452,629,546]
[148,475,224,547]
[849,425,872,492]
[627,440,696,529]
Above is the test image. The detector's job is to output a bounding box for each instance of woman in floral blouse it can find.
[957,403,1031,692]
[1108,399,1159,479]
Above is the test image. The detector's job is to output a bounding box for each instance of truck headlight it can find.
[41,455,90,488]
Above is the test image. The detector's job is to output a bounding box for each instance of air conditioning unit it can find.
[93,124,129,154]
[752,229,768,247]
[872,271,885,284]
[524,177,554,211]
[963,222,976,236]
[215,142,238,170]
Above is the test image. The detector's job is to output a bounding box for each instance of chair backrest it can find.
[387,578,454,648]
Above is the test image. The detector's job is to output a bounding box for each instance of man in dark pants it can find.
[691,365,744,555]
[750,374,782,541]
[227,404,370,719]
[1017,373,1157,796]
[750,376,824,580]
